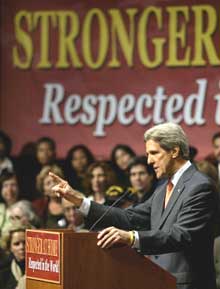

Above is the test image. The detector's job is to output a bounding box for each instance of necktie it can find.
[164,178,173,208]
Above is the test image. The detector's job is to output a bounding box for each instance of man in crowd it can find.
[128,156,157,203]
[212,132,220,181]
[50,123,218,289]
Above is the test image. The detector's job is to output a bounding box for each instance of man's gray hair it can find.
[144,123,189,160]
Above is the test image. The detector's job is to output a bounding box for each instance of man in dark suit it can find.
[212,132,220,181]
[50,123,217,289]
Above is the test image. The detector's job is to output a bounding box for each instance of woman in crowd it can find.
[64,145,95,193]
[110,144,136,187]
[0,223,29,289]
[84,161,117,204]
[33,165,64,229]
[0,172,19,235]
[16,137,58,201]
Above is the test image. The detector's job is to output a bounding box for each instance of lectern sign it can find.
[26,230,61,283]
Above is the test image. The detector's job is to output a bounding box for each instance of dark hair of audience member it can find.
[0,130,12,158]
[195,160,220,237]
[36,137,56,152]
[127,155,155,176]
[35,136,56,166]
[212,132,220,143]
[127,156,157,202]
[189,145,198,162]
[18,142,36,159]
[110,144,136,187]
[111,144,136,169]
[196,160,219,192]
[64,144,95,191]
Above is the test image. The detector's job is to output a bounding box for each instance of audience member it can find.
[84,161,117,204]
[59,198,85,231]
[36,137,56,166]
[16,137,58,201]
[189,145,198,162]
[0,223,30,289]
[8,200,40,228]
[33,165,64,228]
[212,132,220,181]
[128,156,157,203]
[64,145,95,193]
[0,131,14,177]
[206,132,220,181]
[196,161,220,236]
[110,144,136,187]
[196,160,220,193]
[0,173,19,235]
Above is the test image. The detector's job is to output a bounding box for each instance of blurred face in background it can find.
[91,167,107,194]
[71,149,88,174]
[43,175,56,197]
[10,231,25,262]
[130,165,153,193]
[115,149,133,171]
[37,142,55,166]
[62,198,77,224]
[1,176,19,206]
[9,207,28,225]
[213,137,220,162]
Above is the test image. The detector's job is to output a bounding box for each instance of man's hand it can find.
[49,172,84,207]
[97,227,131,249]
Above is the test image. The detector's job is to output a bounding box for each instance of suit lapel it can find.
[152,183,166,228]
[157,182,185,229]
[156,164,196,229]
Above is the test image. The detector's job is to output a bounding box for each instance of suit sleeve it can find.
[138,183,217,255]
[85,194,153,231]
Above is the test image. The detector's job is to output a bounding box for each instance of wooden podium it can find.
[26,229,176,289]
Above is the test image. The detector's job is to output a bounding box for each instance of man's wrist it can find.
[75,197,84,208]
[128,230,135,247]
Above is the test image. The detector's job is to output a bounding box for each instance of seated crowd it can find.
[0,129,219,289]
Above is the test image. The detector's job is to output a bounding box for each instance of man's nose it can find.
[147,156,153,165]
[19,242,25,250]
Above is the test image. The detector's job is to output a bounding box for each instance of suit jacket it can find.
[86,165,218,289]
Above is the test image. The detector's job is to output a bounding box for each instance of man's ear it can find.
[172,147,180,159]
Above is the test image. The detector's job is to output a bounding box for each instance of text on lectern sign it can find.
[26,230,61,283]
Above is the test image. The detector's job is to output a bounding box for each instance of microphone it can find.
[89,187,133,231]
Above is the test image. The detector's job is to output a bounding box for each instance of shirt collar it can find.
[171,160,192,188]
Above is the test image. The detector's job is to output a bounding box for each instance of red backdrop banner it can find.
[1,0,220,159]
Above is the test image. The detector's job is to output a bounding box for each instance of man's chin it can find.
[156,172,166,179]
